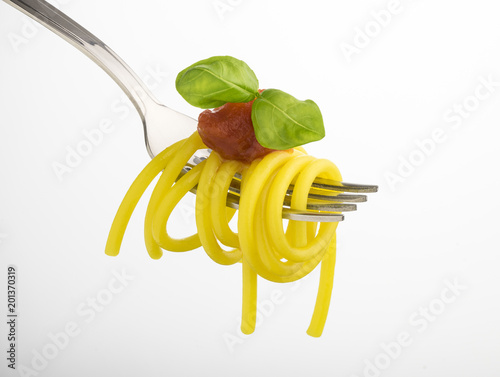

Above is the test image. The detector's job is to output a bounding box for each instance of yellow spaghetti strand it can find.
[210,159,242,248]
[241,258,258,335]
[152,160,205,251]
[144,132,205,259]
[105,138,185,257]
[196,153,242,265]
[307,233,337,337]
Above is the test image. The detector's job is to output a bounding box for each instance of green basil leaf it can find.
[175,56,259,109]
[251,89,325,150]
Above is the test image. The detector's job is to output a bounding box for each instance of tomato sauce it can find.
[197,96,278,163]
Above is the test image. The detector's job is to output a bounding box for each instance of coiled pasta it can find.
[106,131,342,337]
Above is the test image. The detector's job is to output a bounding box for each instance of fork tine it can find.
[282,209,344,222]
[307,193,367,202]
[309,177,378,193]
[282,196,357,212]
[226,180,369,203]
[229,171,377,194]
[224,194,345,222]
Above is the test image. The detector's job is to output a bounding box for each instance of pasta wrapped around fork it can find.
[105,131,342,337]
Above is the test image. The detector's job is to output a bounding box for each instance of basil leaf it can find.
[175,56,259,109]
[251,89,325,150]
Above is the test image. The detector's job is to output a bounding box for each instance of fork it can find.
[3,0,377,222]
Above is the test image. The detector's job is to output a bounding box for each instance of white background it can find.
[1,0,500,376]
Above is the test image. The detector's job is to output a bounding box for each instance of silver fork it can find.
[3,0,377,222]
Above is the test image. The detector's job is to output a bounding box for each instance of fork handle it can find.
[4,0,156,119]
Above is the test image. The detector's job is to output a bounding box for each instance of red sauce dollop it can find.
[197,95,278,163]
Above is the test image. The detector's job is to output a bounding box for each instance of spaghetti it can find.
[105,131,342,337]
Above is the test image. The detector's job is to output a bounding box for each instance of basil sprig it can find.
[251,89,324,149]
[175,56,325,149]
[176,56,258,109]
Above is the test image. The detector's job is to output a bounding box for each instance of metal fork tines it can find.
[180,166,377,222]
[186,159,378,198]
